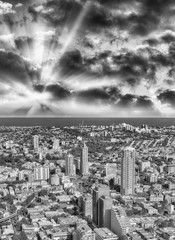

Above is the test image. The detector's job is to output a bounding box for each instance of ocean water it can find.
[0,117,175,127]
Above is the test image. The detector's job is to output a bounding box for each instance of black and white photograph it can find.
[0,0,175,239]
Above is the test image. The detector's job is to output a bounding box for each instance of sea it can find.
[0,117,175,127]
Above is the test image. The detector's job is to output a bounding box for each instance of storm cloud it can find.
[0,0,175,116]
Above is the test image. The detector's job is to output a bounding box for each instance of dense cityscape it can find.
[0,122,175,240]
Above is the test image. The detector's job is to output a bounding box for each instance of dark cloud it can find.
[3,0,32,4]
[169,43,175,64]
[33,83,45,93]
[168,68,175,78]
[150,52,170,67]
[131,0,175,35]
[45,84,70,99]
[57,49,159,89]
[144,38,160,46]
[0,50,40,83]
[34,83,70,100]
[74,86,153,110]
[157,89,175,107]
[161,32,175,43]
[117,94,135,107]
[109,0,174,36]
[26,0,175,38]
[135,95,153,108]
[112,51,156,86]
[75,88,111,104]
[58,50,84,75]
[117,94,153,109]
[75,86,120,104]
[84,4,113,30]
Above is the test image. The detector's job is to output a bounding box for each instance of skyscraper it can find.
[121,147,135,195]
[33,135,39,150]
[80,143,88,175]
[99,196,113,229]
[92,184,110,226]
[65,154,74,176]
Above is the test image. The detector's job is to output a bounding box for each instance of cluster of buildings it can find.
[1,124,175,239]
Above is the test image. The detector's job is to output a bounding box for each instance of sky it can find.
[1,0,175,117]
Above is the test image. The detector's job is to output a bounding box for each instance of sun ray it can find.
[40,1,91,84]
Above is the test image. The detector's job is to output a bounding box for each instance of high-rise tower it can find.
[121,147,135,195]
[92,184,110,226]
[66,154,74,176]
[33,135,39,150]
[80,143,88,175]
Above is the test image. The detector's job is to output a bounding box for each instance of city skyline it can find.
[0,121,175,239]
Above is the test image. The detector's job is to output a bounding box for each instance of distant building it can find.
[92,184,110,226]
[52,138,60,151]
[80,143,89,175]
[106,163,117,176]
[167,162,175,174]
[121,147,135,195]
[18,171,24,181]
[146,172,158,183]
[50,174,60,185]
[111,206,131,238]
[33,135,39,150]
[94,228,119,240]
[34,166,50,181]
[141,161,150,172]
[99,196,113,229]
[66,154,74,176]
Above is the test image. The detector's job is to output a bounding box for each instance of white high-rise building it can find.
[80,143,88,175]
[34,166,50,181]
[33,135,39,150]
[121,147,135,195]
[52,138,60,151]
[66,154,74,176]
